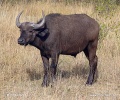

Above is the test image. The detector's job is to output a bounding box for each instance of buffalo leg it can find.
[85,39,98,85]
[50,53,59,84]
[41,55,49,87]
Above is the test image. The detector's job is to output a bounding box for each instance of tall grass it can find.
[0,1,120,100]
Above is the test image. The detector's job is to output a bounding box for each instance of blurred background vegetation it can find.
[1,0,120,13]
[0,0,119,4]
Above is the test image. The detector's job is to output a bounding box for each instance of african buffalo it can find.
[16,11,99,87]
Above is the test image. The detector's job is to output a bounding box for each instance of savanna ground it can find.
[0,0,120,100]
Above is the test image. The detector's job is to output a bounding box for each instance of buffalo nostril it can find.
[18,38,25,43]
[18,39,23,42]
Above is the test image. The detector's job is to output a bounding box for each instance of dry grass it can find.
[0,1,120,100]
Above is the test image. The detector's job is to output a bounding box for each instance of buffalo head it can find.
[16,11,45,46]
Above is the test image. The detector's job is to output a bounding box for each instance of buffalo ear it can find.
[39,32,46,37]
[36,29,49,37]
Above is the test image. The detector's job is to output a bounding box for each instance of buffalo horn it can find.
[32,10,45,29]
[16,11,23,28]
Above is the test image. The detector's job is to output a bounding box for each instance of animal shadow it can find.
[26,68,42,81]
[26,64,98,83]
[58,64,98,83]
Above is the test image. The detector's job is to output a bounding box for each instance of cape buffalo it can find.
[16,11,99,87]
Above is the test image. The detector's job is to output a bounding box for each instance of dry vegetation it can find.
[0,1,120,100]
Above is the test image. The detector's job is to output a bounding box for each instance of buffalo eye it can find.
[29,30,33,33]
[20,30,22,32]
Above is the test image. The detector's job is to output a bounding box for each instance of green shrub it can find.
[94,0,117,14]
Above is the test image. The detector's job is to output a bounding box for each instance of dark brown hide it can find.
[16,12,99,87]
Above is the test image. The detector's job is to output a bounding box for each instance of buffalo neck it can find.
[29,28,49,50]
[29,36,43,49]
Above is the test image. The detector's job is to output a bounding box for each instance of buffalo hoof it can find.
[86,80,93,85]
[41,76,50,87]
[41,81,49,87]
